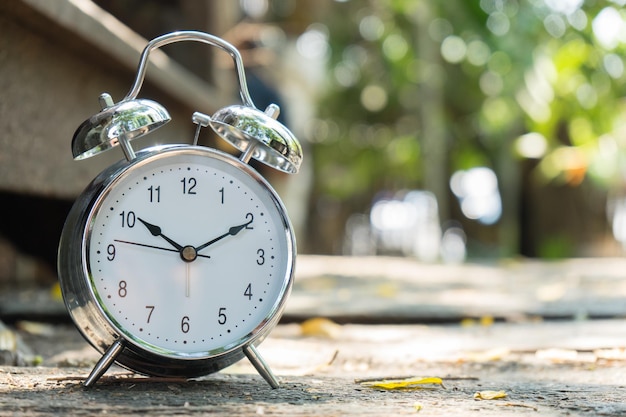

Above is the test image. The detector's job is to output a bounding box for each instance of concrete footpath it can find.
[1,256,626,416]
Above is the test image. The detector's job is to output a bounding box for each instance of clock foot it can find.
[83,339,125,388]
[243,345,279,389]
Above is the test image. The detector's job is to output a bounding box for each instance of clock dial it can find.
[85,148,293,357]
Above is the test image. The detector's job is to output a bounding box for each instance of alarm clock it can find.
[57,31,302,388]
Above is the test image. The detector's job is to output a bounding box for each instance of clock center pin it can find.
[181,245,198,262]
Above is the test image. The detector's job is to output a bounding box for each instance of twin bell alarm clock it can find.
[57,31,302,388]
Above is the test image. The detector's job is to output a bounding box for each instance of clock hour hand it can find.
[195,218,253,252]
[137,217,184,251]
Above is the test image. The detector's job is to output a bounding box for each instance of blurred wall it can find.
[0,0,229,285]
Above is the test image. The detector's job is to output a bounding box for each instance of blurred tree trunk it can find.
[415,3,449,224]
[496,135,521,256]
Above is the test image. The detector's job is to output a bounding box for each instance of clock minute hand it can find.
[137,217,184,251]
[196,219,252,252]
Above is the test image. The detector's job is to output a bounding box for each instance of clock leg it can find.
[83,339,125,388]
[243,345,279,389]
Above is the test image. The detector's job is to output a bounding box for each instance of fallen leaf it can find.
[479,315,494,327]
[300,317,342,338]
[474,390,507,400]
[413,402,423,411]
[360,376,444,391]
[50,282,63,301]
[376,282,398,298]
[460,318,477,327]
[460,316,494,327]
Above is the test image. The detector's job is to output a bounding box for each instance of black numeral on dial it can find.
[118,280,127,297]
[181,316,190,333]
[145,306,155,323]
[119,211,136,228]
[106,244,115,261]
[148,185,161,203]
[181,177,197,194]
[218,307,227,325]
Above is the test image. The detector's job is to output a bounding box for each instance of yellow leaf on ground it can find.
[360,377,444,390]
[461,316,494,327]
[460,318,476,327]
[376,282,398,298]
[474,390,507,400]
[50,282,63,301]
[300,317,342,338]
[479,315,494,327]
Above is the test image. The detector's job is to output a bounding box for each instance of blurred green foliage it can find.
[304,0,626,255]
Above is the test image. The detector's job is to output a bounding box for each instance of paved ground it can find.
[1,256,626,416]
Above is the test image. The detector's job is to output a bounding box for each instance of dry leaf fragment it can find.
[360,377,444,390]
[480,315,495,327]
[460,318,476,327]
[376,282,398,298]
[460,315,494,327]
[474,390,507,400]
[300,317,342,338]
[50,282,63,301]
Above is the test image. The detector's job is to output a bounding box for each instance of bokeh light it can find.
[450,168,502,225]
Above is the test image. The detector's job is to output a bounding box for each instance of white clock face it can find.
[85,148,293,357]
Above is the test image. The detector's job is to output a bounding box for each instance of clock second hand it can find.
[113,239,210,259]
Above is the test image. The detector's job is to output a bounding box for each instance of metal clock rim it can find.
[85,146,294,360]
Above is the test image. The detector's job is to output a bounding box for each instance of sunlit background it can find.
[4,0,626,269]
[304,0,626,261]
[88,0,626,262]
